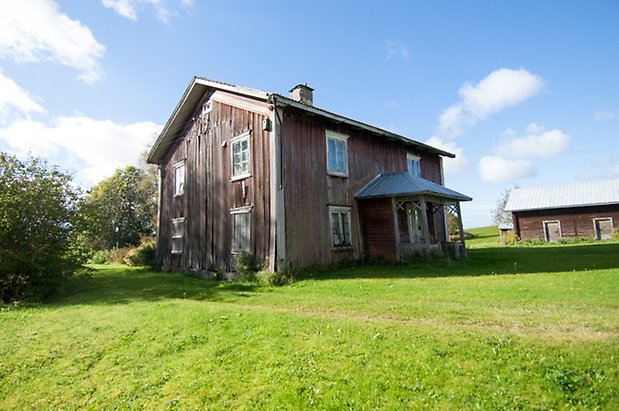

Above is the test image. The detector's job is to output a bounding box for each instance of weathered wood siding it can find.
[513,204,619,240]
[159,97,270,270]
[359,198,397,261]
[280,109,445,267]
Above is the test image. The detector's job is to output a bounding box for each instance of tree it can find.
[492,185,518,227]
[0,153,83,302]
[80,166,156,250]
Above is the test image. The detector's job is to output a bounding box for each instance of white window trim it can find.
[326,130,349,177]
[171,217,186,254]
[406,153,420,177]
[329,205,352,248]
[202,100,212,116]
[230,131,251,181]
[593,217,613,240]
[543,220,562,242]
[173,160,186,197]
[230,206,252,253]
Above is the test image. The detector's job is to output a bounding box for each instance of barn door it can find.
[543,221,561,242]
[594,218,613,240]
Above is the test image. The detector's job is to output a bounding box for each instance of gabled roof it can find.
[355,172,472,202]
[505,178,619,212]
[147,76,455,164]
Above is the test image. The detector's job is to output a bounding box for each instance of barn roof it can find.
[355,172,472,202]
[147,76,455,164]
[505,178,619,212]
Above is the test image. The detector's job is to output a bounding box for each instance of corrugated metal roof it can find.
[505,178,619,211]
[355,172,472,202]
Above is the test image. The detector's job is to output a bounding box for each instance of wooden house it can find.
[505,179,619,242]
[146,77,472,272]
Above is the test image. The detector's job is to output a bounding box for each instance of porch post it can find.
[455,201,467,257]
[420,198,431,255]
[391,197,401,261]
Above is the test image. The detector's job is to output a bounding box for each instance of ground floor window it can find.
[171,217,185,254]
[231,206,252,252]
[593,217,613,240]
[329,206,352,247]
[543,220,561,242]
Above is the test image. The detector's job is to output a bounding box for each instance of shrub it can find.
[89,250,111,264]
[611,227,619,241]
[124,239,157,268]
[500,231,516,245]
[234,251,259,281]
[257,270,294,286]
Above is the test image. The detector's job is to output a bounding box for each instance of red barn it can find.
[147,77,471,272]
[505,179,619,242]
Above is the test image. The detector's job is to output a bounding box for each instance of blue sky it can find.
[0,0,617,228]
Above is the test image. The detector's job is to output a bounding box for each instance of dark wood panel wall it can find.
[513,204,619,240]
[159,98,271,270]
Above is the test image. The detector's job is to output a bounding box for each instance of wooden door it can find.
[544,221,561,242]
[594,218,613,240]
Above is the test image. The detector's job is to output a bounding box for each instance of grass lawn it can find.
[1,243,619,409]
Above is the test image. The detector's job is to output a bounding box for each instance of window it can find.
[173,161,185,196]
[171,217,185,254]
[326,130,349,176]
[231,132,250,180]
[329,206,352,247]
[407,153,420,177]
[406,205,425,244]
[543,221,561,242]
[231,206,251,252]
[202,100,212,115]
[593,217,613,240]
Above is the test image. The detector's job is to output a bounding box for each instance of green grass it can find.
[1,244,619,409]
[466,225,501,248]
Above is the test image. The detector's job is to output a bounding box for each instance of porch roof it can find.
[355,172,472,202]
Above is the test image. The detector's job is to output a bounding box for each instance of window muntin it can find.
[326,130,349,176]
[231,206,252,252]
[231,132,251,180]
[329,206,352,247]
[173,161,185,196]
[171,217,185,254]
[407,153,420,177]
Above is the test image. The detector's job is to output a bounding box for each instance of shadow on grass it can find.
[299,242,619,280]
[52,266,259,306]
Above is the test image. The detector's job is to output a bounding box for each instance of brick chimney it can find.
[289,83,314,105]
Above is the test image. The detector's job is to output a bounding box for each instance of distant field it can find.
[465,225,500,248]
[1,243,618,409]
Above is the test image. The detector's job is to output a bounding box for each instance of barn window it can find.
[593,217,613,240]
[173,161,185,196]
[231,131,251,180]
[171,217,185,254]
[326,130,349,176]
[543,220,561,242]
[231,206,252,252]
[329,206,352,248]
[202,100,212,115]
[407,153,420,177]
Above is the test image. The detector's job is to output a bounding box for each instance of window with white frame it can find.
[202,100,212,116]
[171,217,185,254]
[231,206,251,252]
[326,130,349,176]
[173,161,185,196]
[231,132,250,179]
[407,153,420,177]
[329,206,352,247]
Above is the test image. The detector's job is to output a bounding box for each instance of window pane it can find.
[174,164,185,195]
[327,139,336,171]
[342,213,350,245]
[331,212,341,245]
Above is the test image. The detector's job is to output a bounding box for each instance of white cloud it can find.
[0,116,161,185]
[594,110,616,121]
[0,0,105,84]
[426,136,471,173]
[386,40,410,61]
[498,127,570,158]
[610,166,619,175]
[102,0,192,24]
[0,71,45,123]
[479,156,536,183]
[439,68,544,137]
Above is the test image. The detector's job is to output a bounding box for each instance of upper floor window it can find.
[231,131,251,180]
[326,130,349,176]
[173,160,185,196]
[202,100,212,116]
[407,153,420,177]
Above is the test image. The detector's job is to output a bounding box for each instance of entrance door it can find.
[544,221,561,242]
[594,218,613,240]
[406,204,425,244]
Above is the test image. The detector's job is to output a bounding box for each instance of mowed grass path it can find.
[1,243,618,409]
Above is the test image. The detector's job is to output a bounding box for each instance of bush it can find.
[124,239,157,268]
[611,227,619,241]
[501,231,516,245]
[257,270,294,286]
[89,250,111,264]
[234,251,259,281]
